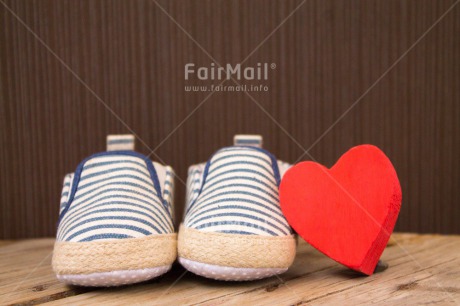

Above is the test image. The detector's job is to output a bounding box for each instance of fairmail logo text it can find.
[184,63,276,80]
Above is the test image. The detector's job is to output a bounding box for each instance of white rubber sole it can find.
[57,265,171,287]
[179,257,287,281]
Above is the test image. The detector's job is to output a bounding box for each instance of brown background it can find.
[1,0,459,238]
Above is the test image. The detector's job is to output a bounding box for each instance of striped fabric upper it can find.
[59,173,74,215]
[57,151,174,242]
[184,146,292,236]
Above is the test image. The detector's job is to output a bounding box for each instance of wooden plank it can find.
[196,234,460,305]
[0,239,94,305]
[1,234,453,305]
[312,260,459,305]
[0,241,14,248]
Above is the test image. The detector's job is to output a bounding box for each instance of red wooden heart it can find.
[280,145,401,275]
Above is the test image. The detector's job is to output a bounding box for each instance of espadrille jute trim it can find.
[178,225,296,269]
[53,233,177,275]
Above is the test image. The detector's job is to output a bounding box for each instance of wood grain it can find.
[0,1,459,238]
[0,234,459,305]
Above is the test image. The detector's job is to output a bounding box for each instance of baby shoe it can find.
[178,135,296,281]
[52,135,177,286]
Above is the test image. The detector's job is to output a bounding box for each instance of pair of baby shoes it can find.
[53,134,296,287]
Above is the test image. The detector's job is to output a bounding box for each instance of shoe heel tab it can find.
[233,134,263,148]
[107,134,135,151]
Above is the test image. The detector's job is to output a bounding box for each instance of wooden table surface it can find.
[0,233,459,305]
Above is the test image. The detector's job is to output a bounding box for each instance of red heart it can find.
[280,145,402,275]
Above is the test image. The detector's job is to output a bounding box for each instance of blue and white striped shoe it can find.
[178,135,296,281]
[52,135,177,287]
